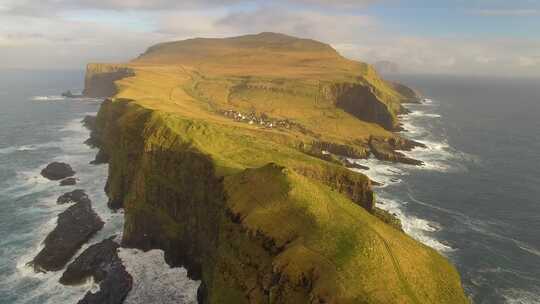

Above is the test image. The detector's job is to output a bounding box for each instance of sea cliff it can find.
[86,32,468,303]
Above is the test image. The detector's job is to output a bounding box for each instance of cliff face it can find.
[83,64,134,98]
[86,32,469,303]
[323,82,397,130]
[91,98,468,304]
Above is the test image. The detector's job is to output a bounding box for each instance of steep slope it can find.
[86,32,468,303]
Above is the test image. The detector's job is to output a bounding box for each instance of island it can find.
[84,32,468,303]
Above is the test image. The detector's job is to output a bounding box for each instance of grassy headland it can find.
[87,32,468,303]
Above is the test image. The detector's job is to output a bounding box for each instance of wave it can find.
[0,143,60,155]
[31,95,67,101]
[408,110,442,118]
[119,248,199,304]
[376,195,454,253]
[502,288,540,304]
[348,157,407,187]
[30,96,103,103]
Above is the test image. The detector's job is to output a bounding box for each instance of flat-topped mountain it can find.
[84,33,468,303]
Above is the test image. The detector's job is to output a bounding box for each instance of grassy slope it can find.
[90,32,468,303]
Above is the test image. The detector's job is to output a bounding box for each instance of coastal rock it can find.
[57,189,91,205]
[369,136,425,166]
[90,149,109,165]
[59,177,77,186]
[82,115,97,131]
[77,259,132,304]
[29,198,104,272]
[60,237,120,285]
[60,237,132,304]
[41,162,75,180]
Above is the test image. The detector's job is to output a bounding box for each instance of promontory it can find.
[85,32,469,303]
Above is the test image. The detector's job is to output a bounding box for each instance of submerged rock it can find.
[59,177,77,186]
[57,189,90,205]
[29,198,103,272]
[41,162,75,180]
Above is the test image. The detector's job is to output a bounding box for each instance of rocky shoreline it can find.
[29,187,103,273]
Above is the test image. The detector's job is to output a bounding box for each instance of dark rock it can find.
[90,149,109,165]
[342,158,369,170]
[29,199,104,272]
[41,162,75,181]
[60,236,120,285]
[369,137,424,166]
[59,177,77,186]
[77,258,132,304]
[61,237,132,304]
[57,189,91,205]
[82,115,97,131]
[62,90,83,98]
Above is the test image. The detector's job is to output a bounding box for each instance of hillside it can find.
[85,32,468,303]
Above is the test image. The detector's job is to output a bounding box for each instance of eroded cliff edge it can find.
[86,33,468,303]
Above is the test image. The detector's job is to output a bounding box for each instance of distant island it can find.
[80,32,468,303]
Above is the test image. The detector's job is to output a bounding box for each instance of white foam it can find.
[348,157,407,187]
[119,248,200,304]
[376,196,454,253]
[31,95,66,101]
[408,110,441,118]
[502,288,540,304]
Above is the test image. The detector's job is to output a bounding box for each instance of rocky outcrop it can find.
[390,82,422,103]
[59,177,77,186]
[322,82,398,130]
[57,189,90,205]
[30,195,103,272]
[60,237,122,285]
[83,64,134,98]
[369,136,426,166]
[60,237,132,304]
[41,162,75,180]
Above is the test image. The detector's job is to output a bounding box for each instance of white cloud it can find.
[473,9,540,16]
[0,0,539,76]
[475,55,497,64]
[518,56,540,67]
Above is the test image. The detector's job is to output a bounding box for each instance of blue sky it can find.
[0,0,539,76]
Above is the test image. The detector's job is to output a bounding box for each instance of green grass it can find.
[90,32,469,303]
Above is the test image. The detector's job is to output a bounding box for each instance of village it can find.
[221,109,297,130]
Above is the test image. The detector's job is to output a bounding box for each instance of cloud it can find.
[518,56,540,67]
[473,9,540,16]
[215,6,375,42]
[0,0,539,76]
[475,55,497,64]
[0,0,378,16]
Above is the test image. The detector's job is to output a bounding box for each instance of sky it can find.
[0,0,539,76]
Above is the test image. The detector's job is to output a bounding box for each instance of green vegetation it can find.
[89,32,468,303]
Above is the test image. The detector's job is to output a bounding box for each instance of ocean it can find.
[0,70,539,303]
[0,70,197,304]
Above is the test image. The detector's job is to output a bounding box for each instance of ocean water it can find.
[353,74,540,304]
[0,70,539,304]
[0,70,197,304]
